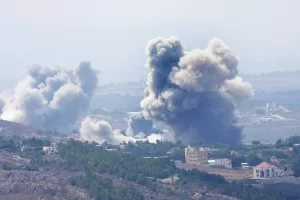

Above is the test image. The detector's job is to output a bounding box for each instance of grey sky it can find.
[0,0,300,88]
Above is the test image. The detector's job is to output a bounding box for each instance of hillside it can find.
[0,120,36,136]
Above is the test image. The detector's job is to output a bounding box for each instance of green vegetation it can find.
[0,136,17,152]
[261,149,287,159]
[13,137,50,161]
[245,153,263,166]
[58,140,176,183]
[58,139,298,200]
[3,134,300,200]
[291,156,300,177]
[22,137,51,147]
[276,136,300,148]
[125,140,185,161]
[70,173,144,200]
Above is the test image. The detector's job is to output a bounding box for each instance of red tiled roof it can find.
[256,162,273,168]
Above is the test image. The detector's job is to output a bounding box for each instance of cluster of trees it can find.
[291,157,300,177]
[0,136,51,153]
[70,173,144,200]
[125,141,175,157]
[274,136,300,177]
[17,137,52,167]
[58,140,298,200]
[0,136,17,152]
[22,137,51,147]
[276,136,300,148]
[261,149,287,159]
[58,140,177,185]
[291,145,300,177]
[18,138,50,161]
[125,140,185,162]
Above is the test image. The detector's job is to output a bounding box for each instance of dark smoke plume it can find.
[126,112,162,136]
[1,62,98,132]
[140,37,254,145]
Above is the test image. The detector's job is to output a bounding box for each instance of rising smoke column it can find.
[1,62,98,131]
[140,37,254,146]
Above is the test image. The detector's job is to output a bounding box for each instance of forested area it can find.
[58,140,176,183]
[125,140,185,161]
[70,173,144,200]
[0,136,18,152]
[57,139,299,200]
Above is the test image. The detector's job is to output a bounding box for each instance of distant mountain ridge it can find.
[96,70,300,95]
[240,70,300,77]
[0,119,36,136]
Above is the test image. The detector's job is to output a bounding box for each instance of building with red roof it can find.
[253,162,281,179]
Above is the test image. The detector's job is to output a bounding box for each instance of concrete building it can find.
[185,146,208,165]
[208,158,232,169]
[253,162,281,179]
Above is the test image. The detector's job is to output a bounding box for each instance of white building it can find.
[185,146,208,165]
[208,159,232,169]
[241,162,251,169]
[253,162,281,179]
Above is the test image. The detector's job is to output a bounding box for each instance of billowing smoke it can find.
[0,98,4,114]
[126,112,162,136]
[140,36,254,146]
[80,117,133,145]
[1,62,97,131]
[80,116,174,145]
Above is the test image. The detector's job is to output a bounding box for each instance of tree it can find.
[261,150,287,159]
[275,139,284,148]
[246,153,262,166]
[292,157,300,177]
[230,155,246,168]
[252,140,261,145]
[288,136,300,146]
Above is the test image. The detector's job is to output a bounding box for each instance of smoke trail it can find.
[1,62,97,132]
[140,37,254,146]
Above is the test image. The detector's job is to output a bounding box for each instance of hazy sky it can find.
[1,0,300,88]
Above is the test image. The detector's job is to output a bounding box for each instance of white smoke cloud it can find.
[146,130,175,143]
[0,98,5,114]
[80,116,175,145]
[1,62,97,131]
[80,117,136,145]
[222,77,255,101]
